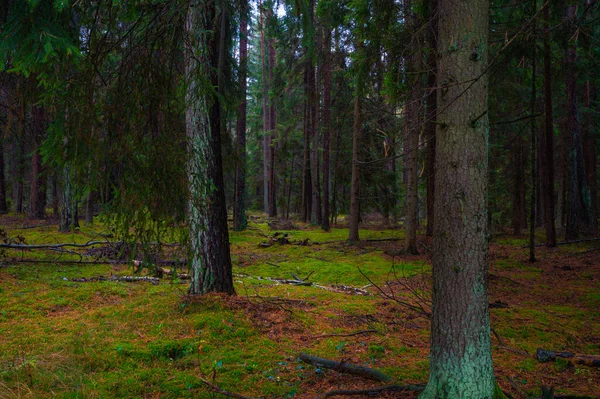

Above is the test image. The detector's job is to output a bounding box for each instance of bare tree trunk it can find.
[583,82,597,232]
[302,62,312,222]
[234,2,248,231]
[260,3,269,215]
[543,1,557,246]
[185,0,234,295]
[512,137,526,236]
[404,0,421,255]
[425,0,438,238]
[268,36,277,217]
[321,25,331,231]
[29,105,47,220]
[349,44,363,244]
[420,0,497,394]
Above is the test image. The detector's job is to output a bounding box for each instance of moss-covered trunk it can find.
[185,0,234,296]
[419,0,496,395]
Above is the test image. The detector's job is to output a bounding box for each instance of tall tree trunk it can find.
[59,166,73,232]
[404,0,421,255]
[529,9,537,263]
[348,44,362,244]
[85,190,94,225]
[543,1,557,246]
[583,82,597,232]
[185,0,234,295]
[302,62,312,222]
[29,105,47,220]
[260,4,269,215]
[321,25,331,231]
[564,4,591,239]
[419,0,496,395]
[425,0,438,238]
[268,36,277,217]
[233,2,248,231]
[512,137,526,236]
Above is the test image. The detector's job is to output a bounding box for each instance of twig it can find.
[311,329,378,339]
[198,377,257,399]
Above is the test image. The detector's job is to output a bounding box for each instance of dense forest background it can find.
[1,0,598,246]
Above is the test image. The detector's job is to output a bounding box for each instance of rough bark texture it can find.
[268,36,277,217]
[321,25,331,232]
[185,0,234,295]
[348,58,362,244]
[261,5,269,215]
[233,5,248,231]
[543,2,557,246]
[419,0,496,395]
[302,62,312,223]
[59,166,74,232]
[404,0,421,255]
[583,82,597,232]
[425,0,438,238]
[29,105,47,220]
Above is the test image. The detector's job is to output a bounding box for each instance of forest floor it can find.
[1,213,599,399]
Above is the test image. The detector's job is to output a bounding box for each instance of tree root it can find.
[299,353,393,382]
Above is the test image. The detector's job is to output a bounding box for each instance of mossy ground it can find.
[1,213,599,398]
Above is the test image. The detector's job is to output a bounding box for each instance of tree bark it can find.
[512,136,527,236]
[233,2,248,231]
[302,60,312,222]
[29,105,47,220]
[543,2,557,246]
[321,25,331,231]
[419,0,497,395]
[404,0,421,255]
[260,3,269,215]
[185,0,234,295]
[268,35,277,217]
[348,43,363,244]
[583,82,597,232]
[425,0,438,238]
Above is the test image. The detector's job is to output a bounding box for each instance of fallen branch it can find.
[315,384,425,399]
[159,267,190,279]
[299,353,393,383]
[537,348,600,367]
[68,275,161,285]
[0,240,110,250]
[198,377,257,399]
[311,329,378,339]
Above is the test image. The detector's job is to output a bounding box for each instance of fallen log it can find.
[0,241,110,250]
[299,353,393,382]
[536,348,600,367]
[159,267,191,280]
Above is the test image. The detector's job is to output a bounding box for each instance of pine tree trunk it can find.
[260,4,269,215]
[321,25,331,231]
[543,2,557,246]
[512,137,526,236]
[59,166,73,232]
[85,190,94,225]
[404,0,421,255]
[419,0,496,395]
[29,105,47,220]
[233,4,248,231]
[268,37,277,217]
[302,62,312,222]
[348,49,362,244]
[425,0,438,238]
[185,0,234,295]
[583,82,597,232]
